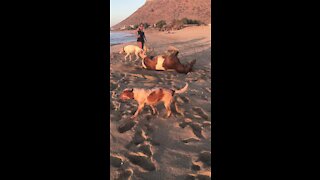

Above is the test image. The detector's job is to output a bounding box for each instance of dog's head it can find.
[119,88,134,101]
[119,47,125,54]
[143,45,152,53]
[138,51,148,59]
[143,45,148,52]
[164,46,179,56]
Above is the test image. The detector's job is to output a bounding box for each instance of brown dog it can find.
[138,50,196,74]
[119,83,188,119]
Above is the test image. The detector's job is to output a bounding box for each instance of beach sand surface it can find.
[110,26,212,180]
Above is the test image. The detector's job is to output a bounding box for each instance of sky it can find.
[110,0,146,27]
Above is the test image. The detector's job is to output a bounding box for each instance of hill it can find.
[112,0,211,30]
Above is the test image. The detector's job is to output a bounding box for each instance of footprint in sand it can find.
[192,107,209,120]
[118,120,136,133]
[181,137,201,144]
[144,122,154,136]
[110,112,122,122]
[202,121,211,128]
[187,171,211,180]
[186,174,197,180]
[179,122,188,129]
[117,168,133,180]
[149,138,161,146]
[110,83,118,91]
[191,161,202,171]
[197,151,211,166]
[137,142,153,157]
[142,74,158,81]
[184,111,199,120]
[164,74,172,80]
[189,122,205,139]
[132,129,147,145]
[196,171,212,180]
[179,118,193,128]
[126,152,156,171]
[110,154,124,168]
[164,81,173,86]
[111,101,121,112]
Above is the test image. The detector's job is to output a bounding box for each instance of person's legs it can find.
[137,41,142,49]
[141,41,144,50]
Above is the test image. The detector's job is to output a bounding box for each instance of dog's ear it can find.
[169,50,179,57]
[127,89,134,99]
[124,88,133,92]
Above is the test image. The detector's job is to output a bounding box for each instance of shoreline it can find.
[110,30,136,34]
[110,26,211,49]
[110,31,137,46]
[110,26,211,55]
[110,40,136,47]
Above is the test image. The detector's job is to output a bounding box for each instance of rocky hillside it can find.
[112,0,211,29]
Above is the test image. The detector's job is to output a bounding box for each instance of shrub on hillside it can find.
[170,19,185,30]
[143,23,150,29]
[181,18,203,25]
[156,20,167,28]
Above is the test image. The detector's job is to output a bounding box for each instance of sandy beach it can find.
[110,26,211,180]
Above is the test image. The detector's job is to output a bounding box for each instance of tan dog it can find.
[119,45,150,61]
[119,45,143,61]
[119,83,188,119]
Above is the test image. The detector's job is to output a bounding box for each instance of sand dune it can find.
[110,26,211,180]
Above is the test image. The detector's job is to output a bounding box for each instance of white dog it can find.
[119,45,150,61]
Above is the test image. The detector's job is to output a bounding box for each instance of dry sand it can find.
[110,26,211,180]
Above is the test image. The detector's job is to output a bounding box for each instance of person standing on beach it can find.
[136,23,147,50]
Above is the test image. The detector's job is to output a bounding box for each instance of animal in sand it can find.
[119,45,150,61]
[138,49,196,74]
[119,83,189,119]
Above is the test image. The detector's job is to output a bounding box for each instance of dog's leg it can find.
[124,53,129,61]
[150,105,157,115]
[135,51,139,61]
[164,101,172,117]
[175,64,189,74]
[130,54,132,61]
[131,104,145,119]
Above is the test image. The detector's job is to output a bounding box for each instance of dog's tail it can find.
[172,83,188,95]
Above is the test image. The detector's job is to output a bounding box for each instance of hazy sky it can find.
[110,0,146,27]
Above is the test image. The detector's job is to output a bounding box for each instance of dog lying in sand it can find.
[138,49,196,74]
[119,45,150,61]
[119,83,188,119]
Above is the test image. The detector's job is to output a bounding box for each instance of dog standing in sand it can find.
[119,45,149,61]
[119,83,188,119]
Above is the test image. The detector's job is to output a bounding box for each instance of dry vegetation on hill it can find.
[112,0,211,30]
